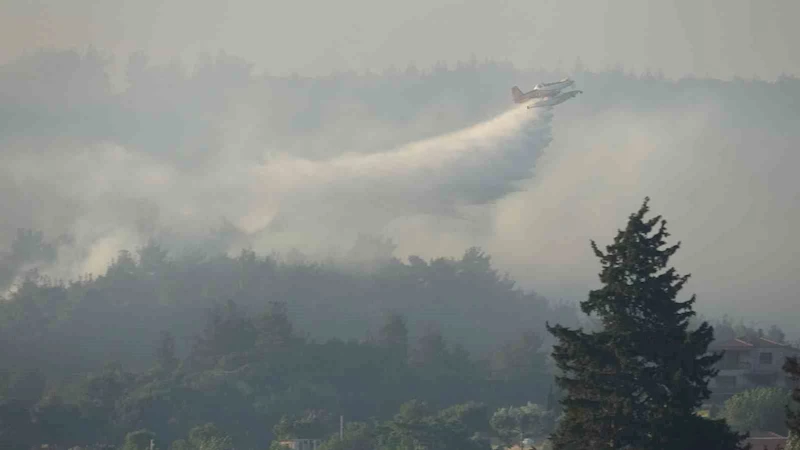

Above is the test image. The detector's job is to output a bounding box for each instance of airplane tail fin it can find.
[511,86,524,102]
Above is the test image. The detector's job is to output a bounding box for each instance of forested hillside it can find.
[0,235,577,373]
[2,49,799,326]
[0,244,559,448]
[1,49,799,449]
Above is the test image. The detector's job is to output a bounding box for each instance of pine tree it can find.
[546,198,747,450]
[785,356,800,447]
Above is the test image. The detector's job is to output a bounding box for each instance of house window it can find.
[759,352,773,365]
[716,376,737,389]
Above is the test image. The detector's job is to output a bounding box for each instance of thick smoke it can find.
[1,78,553,284]
[2,50,799,336]
[246,106,551,246]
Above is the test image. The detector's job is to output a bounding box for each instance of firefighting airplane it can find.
[510,77,582,109]
[526,89,582,108]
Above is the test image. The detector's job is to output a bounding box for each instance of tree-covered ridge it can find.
[1,48,799,449]
[2,48,799,337]
[2,198,797,450]
[0,237,577,374]
[0,231,579,450]
[0,228,789,383]
[0,240,566,448]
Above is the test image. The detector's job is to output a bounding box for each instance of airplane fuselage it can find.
[532,78,574,92]
[512,78,580,108]
[527,90,582,108]
[512,88,551,103]
[512,78,575,104]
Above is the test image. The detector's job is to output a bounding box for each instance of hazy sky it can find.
[1,0,798,80]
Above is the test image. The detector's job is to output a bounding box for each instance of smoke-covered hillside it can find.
[1,49,799,339]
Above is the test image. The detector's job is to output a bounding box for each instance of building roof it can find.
[745,431,788,450]
[749,431,786,438]
[710,337,800,351]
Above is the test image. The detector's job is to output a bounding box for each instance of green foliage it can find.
[766,325,786,343]
[169,423,234,450]
[785,356,800,438]
[0,228,59,290]
[377,312,409,361]
[318,421,376,450]
[254,301,296,352]
[2,369,46,406]
[709,315,788,344]
[34,394,88,446]
[396,399,434,421]
[438,402,491,434]
[170,439,191,450]
[269,402,495,450]
[380,400,490,450]
[122,429,156,450]
[489,402,552,446]
[0,242,570,376]
[661,414,753,450]
[489,330,546,381]
[189,299,258,370]
[185,423,235,450]
[721,387,791,433]
[155,331,179,372]
[786,431,800,450]
[273,410,337,439]
[546,198,747,450]
[0,399,38,450]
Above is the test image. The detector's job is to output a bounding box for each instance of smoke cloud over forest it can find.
[1,49,799,333]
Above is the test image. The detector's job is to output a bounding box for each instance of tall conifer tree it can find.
[546,198,747,450]
[785,356,800,448]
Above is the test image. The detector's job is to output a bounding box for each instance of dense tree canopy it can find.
[720,387,791,434]
[490,402,554,446]
[0,239,575,375]
[0,243,562,449]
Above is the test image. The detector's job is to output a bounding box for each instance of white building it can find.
[278,439,324,450]
[708,336,800,400]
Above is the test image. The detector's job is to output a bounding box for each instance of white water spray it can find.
[1,104,554,284]
[246,105,553,234]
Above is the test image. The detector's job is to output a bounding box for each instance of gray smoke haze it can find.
[0,51,554,287]
[2,0,799,80]
[483,99,800,326]
[0,49,798,335]
[3,102,551,282]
